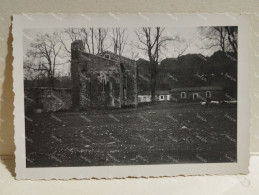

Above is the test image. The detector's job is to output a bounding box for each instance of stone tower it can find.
[71,40,85,111]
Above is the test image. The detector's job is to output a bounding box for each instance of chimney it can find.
[71,40,84,111]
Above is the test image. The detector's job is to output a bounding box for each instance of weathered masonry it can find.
[25,87,72,112]
[71,40,138,110]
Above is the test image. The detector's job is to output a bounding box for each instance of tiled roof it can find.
[98,51,135,62]
[170,86,223,92]
[138,91,170,95]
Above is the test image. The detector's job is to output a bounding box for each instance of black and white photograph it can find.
[13,14,249,179]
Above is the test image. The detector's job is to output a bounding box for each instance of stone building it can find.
[71,40,138,110]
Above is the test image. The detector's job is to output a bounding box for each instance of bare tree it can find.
[173,38,190,58]
[58,28,109,56]
[82,28,95,54]
[199,26,238,60]
[199,27,228,52]
[135,27,177,102]
[111,28,128,55]
[26,32,66,87]
[95,28,109,54]
[130,50,139,60]
[224,26,238,57]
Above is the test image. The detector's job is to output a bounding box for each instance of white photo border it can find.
[13,13,250,180]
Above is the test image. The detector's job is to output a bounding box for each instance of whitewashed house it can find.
[138,91,170,103]
[156,91,171,101]
[138,91,152,103]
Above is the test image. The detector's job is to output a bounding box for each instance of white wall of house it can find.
[158,95,170,101]
[138,94,170,102]
[138,95,151,102]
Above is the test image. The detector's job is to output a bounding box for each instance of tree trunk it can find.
[71,40,84,111]
[47,70,54,88]
[225,27,237,60]
[150,61,157,102]
[49,75,54,88]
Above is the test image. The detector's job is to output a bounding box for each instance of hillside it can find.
[137,51,237,97]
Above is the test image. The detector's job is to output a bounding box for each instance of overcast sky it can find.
[23,27,219,76]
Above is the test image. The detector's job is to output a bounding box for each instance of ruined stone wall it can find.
[71,41,138,110]
[25,88,72,112]
[78,52,121,109]
[83,71,121,108]
[99,51,138,107]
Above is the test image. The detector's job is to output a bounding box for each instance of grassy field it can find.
[25,102,237,167]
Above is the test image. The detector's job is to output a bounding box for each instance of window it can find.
[104,54,110,59]
[123,75,127,100]
[193,93,199,100]
[206,91,211,98]
[120,63,125,73]
[160,95,164,100]
[123,89,127,100]
[181,92,186,99]
[165,95,168,100]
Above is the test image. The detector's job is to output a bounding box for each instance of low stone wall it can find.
[25,87,72,112]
